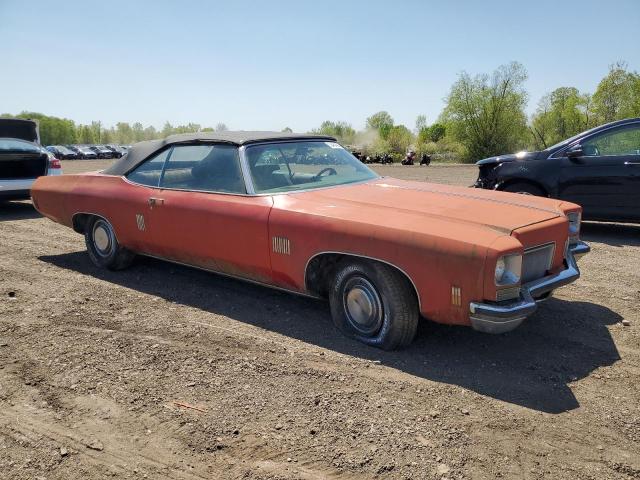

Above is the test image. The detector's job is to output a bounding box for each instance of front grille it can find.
[496,286,521,302]
[522,242,555,283]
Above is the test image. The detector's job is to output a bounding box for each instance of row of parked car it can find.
[45,144,130,160]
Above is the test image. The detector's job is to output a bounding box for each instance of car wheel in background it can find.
[85,216,135,270]
[502,183,546,197]
[329,260,419,350]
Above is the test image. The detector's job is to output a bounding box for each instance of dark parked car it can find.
[474,118,640,223]
[67,145,98,159]
[46,145,79,160]
[89,145,114,159]
[104,144,126,158]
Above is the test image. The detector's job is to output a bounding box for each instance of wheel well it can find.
[304,253,420,307]
[497,179,549,196]
[72,213,93,234]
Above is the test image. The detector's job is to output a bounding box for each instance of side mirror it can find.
[566,144,584,159]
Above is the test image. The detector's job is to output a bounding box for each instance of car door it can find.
[108,147,172,255]
[148,143,274,283]
[557,123,640,221]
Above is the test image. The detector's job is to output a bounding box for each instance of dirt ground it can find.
[1,160,638,479]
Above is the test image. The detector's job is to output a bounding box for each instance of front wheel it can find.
[85,216,135,270]
[329,260,419,350]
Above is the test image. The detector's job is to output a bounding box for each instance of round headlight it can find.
[495,257,506,283]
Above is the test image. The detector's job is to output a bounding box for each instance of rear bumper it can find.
[0,178,35,199]
[0,169,62,200]
[469,241,590,334]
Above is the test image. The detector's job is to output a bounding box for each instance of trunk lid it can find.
[0,118,40,143]
[0,138,48,179]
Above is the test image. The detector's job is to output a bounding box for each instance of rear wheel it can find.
[85,216,135,270]
[329,260,418,350]
[502,183,546,197]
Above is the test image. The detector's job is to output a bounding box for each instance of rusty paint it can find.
[31,172,581,329]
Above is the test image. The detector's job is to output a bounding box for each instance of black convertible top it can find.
[103,131,337,176]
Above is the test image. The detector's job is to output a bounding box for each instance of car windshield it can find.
[245,141,378,194]
[0,138,40,152]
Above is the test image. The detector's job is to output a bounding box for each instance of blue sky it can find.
[1,0,638,132]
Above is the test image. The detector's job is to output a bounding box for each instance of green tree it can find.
[90,121,102,143]
[115,122,133,143]
[530,87,591,149]
[415,115,427,132]
[132,122,145,142]
[366,111,394,138]
[418,123,446,143]
[13,112,77,145]
[161,122,174,138]
[592,61,640,123]
[311,120,356,144]
[386,125,413,154]
[215,123,228,132]
[101,128,114,144]
[77,125,96,144]
[143,125,157,140]
[441,62,529,161]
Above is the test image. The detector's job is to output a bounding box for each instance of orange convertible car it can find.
[32,132,589,349]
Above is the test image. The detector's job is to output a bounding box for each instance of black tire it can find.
[502,182,546,197]
[329,260,419,350]
[84,216,135,270]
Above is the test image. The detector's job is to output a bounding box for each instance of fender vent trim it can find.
[272,236,291,255]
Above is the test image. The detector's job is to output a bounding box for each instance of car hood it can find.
[297,177,564,234]
[476,151,542,166]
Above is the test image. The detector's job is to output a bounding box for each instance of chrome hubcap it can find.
[343,276,383,336]
[93,221,113,256]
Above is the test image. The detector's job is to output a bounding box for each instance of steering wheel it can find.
[314,167,337,180]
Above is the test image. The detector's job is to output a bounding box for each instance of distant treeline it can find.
[313,61,640,162]
[5,61,639,163]
[0,113,230,147]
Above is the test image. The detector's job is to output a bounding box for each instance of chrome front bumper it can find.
[469,241,590,334]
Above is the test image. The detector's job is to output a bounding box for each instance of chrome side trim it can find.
[73,211,320,301]
[140,253,321,301]
[238,145,256,195]
[303,251,422,311]
[121,175,254,197]
[469,241,590,334]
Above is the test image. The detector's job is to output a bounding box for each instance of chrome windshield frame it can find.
[238,139,380,197]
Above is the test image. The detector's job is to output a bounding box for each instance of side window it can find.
[160,144,245,194]
[582,125,640,156]
[126,148,171,186]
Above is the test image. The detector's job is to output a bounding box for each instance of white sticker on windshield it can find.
[325,142,341,149]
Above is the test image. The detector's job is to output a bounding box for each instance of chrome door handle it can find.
[625,161,640,165]
[148,197,164,207]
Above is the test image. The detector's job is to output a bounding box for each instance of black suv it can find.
[474,118,640,223]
